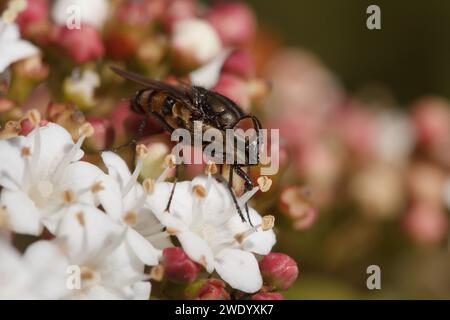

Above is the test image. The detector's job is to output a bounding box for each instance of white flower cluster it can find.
[0,122,275,299]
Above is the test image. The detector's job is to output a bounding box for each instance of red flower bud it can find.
[251,292,284,300]
[260,253,298,291]
[55,25,105,64]
[206,2,256,47]
[197,279,230,300]
[163,0,197,33]
[162,247,200,284]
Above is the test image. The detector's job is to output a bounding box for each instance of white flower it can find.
[99,151,172,266]
[0,122,113,235]
[52,0,109,29]
[56,204,151,299]
[0,19,39,73]
[171,19,222,66]
[147,174,276,293]
[0,239,69,299]
[63,69,101,108]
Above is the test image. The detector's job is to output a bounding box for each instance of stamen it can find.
[78,122,95,138]
[91,181,104,193]
[26,109,41,126]
[0,205,9,228]
[75,211,85,226]
[142,178,155,195]
[149,265,164,281]
[0,121,21,139]
[205,161,218,175]
[21,147,31,157]
[136,144,149,159]
[238,187,259,207]
[166,227,179,236]
[192,184,206,198]
[261,215,275,231]
[63,189,76,204]
[156,154,177,182]
[147,231,170,241]
[122,158,142,196]
[257,176,272,192]
[123,211,137,226]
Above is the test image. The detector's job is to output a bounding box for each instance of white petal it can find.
[191,176,231,219]
[177,231,215,273]
[231,208,276,255]
[55,204,122,258]
[214,248,262,293]
[0,40,39,73]
[189,49,232,88]
[0,189,43,236]
[126,228,161,266]
[147,181,193,224]
[132,281,151,300]
[27,123,82,179]
[0,136,26,191]
[0,240,31,299]
[101,151,132,188]
[23,240,68,299]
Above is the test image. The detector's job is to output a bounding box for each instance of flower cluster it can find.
[0,0,298,300]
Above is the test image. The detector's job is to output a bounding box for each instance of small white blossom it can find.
[56,204,151,300]
[100,151,172,266]
[0,19,39,73]
[0,239,69,299]
[147,175,276,293]
[0,122,114,235]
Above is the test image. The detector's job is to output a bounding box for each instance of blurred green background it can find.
[243,0,450,299]
[246,0,450,105]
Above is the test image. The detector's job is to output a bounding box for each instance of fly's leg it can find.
[165,163,179,213]
[234,165,254,227]
[215,165,246,223]
[112,112,149,152]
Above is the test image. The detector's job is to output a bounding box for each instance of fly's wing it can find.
[110,66,202,114]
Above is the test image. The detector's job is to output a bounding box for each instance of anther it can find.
[91,181,104,193]
[123,211,137,226]
[150,265,164,281]
[261,215,275,231]
[143,178,155,195]
[205,161,218,175]
[192,184,206,198]
[78,122,95,138]
[63,190,76,204]
[75,211,85,226]
[136,144,149,159]
[257,176,272,192]
[26,109,41,126]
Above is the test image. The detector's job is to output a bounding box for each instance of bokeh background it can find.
[243,0,450,299]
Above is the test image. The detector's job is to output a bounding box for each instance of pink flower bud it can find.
[251,292,284,300]
[206,2,256,47]
[0,97,15,114]
[162,247,200,284]
[260,253,298,291]
[403,202,449,245]
[221,50,255,79]
[16,0,49,34]
[115,0,165,26]
[212,73,250,111]
[84,118,115,152]
[19,118,48,136]
[163,0,197,33]
[196,279,230,300]
[55,25,105,64]
[411,97,450,148]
